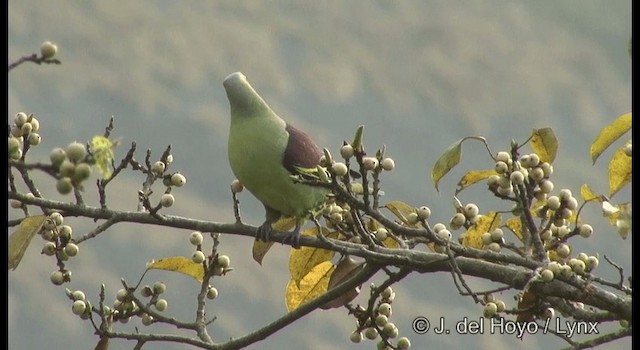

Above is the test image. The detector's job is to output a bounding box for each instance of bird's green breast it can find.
[228,116,327,218]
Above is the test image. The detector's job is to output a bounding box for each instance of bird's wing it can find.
[283,123,323,178]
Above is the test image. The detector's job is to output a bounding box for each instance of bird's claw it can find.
[282,230,301,249]
[256,221,273,242]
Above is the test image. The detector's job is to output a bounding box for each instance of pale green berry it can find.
[620,319,629,328]
[540,162,553,177]
[155,298,168,312]
[571,259,586,274]
[547,261,562,275]
[559,264,573,278]
[579,224,593,238]
[487,242,501,252]
[484,302,498,317]
[59,160,76,177]
[73,163,92,182]
[141,313,154,326]
[212,266,224,276]
[330,212,343,222]
[519,155,531,168]
[527,153,540,167]
[375,314,388,327]
[362,157,379,171]
[375,228,388,241]
[66,142,87,163]
[623,143,632,157]
[230,179,244,193]
[487,174,500,186]
[576,252,589,262]
[484,294,496,303]
[542,307,555,319]
[495,300,506,312]
[556,225,570,238]
[417,206,431,220]
[141,285,153,298]
[364,327,378,340]
[160,193,175,207]
[547,196,561,210]
[433,244,446,253]
[14,112,28,126]
[378,303,392,317]
[28,116,40,132]
[10,125,23,138]
[494,161,508,174]
[10,148,22,160]
[556,244,571,258]
[56,177,73,195]
[64,243,79,257]
[119,316,130,324]
[40,41,58,59]
[432,223,446,233]
[71,300,87,315]
[207,286,219,300]
[586,256,599,271]
[481,232,493,245]
[10,199,22,209]
[27,132,41,146]
[495,151,511,163]
[558,189,572,201]
[340,144,354,159]
[8,137,21,154]
[382,322,398,338]
[21,122,33,136]
[464,203,479,218]
[49,212,64,226]
[192,251,206,264]
[170,173,187,187]
[541,269,554,282]
[397,336,411,350]
[539,179,554,194]
[450,212,466,229]
[381,286,394,299]
[319,155,328,167]
[510,170,525,185]
[217,255,230,268]
[58,225,72,241]
[151,161,166,175]
[153,281,166,295]
[50,270,65,285]
[42,229,57,241]
[565,197,578,211]
[437,229,451,242]
[42,242,57,256]
[331,162,348,177]
[350,331,363,343]
[497,185,513,196]
[560,208,572,219]
[72,290,86,301]
[189,231,203,246]
[491,228,504,241]
[406,212,419,225]
[381,158,395,171]
[165,154,173,164]
[529,167,545,182]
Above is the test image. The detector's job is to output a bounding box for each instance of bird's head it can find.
[223,72,269,115]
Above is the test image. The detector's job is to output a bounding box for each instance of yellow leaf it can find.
[382,236,400,249]
[432,139,463,192]
[579,184,601,202]
[8,215,47,270]
[456,169,497,194]
[289,228,336,287]
[463,212,501,249]
[251,216,296,265]
[383,201,417,226]
[505,217,524,242]
[608,142,632,197]
[320,256,363,310]
[590,113,631,164]
[147,256,204,283]
[90,136,117,179]
[285,261,333,312]
[530,128,558,164]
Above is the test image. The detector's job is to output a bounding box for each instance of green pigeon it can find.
[224,72,329,248]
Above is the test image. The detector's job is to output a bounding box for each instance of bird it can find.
[223,72,330,248]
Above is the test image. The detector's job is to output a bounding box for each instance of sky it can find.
[8,2,631,350]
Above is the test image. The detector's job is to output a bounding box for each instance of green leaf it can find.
[90,135,117,179]
[590,113,631,164]
[530,128,558,164]
[9,215,47,270]
[432,139,463,192]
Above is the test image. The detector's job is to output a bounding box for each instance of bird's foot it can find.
[256,221,273,242]
[282,226,302,249]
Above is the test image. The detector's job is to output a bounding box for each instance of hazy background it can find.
[8,1,631,349]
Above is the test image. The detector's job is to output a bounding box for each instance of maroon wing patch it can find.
[283,124,323,175]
